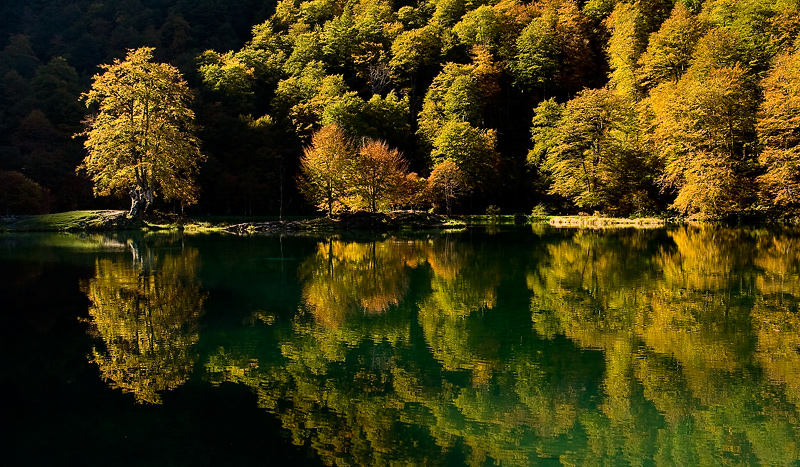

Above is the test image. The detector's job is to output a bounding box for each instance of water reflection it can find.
[82,237,206,403]
[298,238,422,328]
[64,227,800,464]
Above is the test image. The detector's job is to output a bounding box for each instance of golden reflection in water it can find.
[527,226,800,464]
[201,228,800,466]
[298,238,425,328]
[752,234,800,401]
[82,243,206,404]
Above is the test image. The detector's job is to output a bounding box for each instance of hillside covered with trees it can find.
[1,0,799,219]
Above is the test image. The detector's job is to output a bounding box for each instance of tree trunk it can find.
[129,188,153,218]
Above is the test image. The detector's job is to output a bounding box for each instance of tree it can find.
[539,88,651,213]
[77,47,205,217]
[0,170,47,215]
[427,159,467,214]
[605,2,648,100]
[350,139,409,212]
[650,65,758,217]
[757,50,800,211]
[511,10,560,91]
[417,62,483,143]
[431,120,499,193]
[638,3,703,89]
[297,124,355,215]
[453,5,502,51]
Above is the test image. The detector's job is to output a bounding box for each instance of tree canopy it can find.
[78,47,205,217]
[0,0,799,217]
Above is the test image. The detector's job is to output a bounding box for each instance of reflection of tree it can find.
[298,238,422,328]
[417,236,503,385]
[644,226,757,403]
[526,226,800,465]
[83,246,205,403]
[751,233,800,402]
[201,228,800,466]
[527,230,656,347]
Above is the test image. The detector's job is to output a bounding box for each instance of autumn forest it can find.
[1,0,799,219]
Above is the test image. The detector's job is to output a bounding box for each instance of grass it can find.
[0,210,138,232]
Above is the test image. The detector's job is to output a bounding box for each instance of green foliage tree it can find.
[417,62,483,143]
[431,120,499,193]
[30,57,85,130]
[511,10,560,91]
[538,88,654,213]
[0,170,47,215]
[528,98,564,168]
[197,50,256,109]
[453,5,502,51]
[77,47,205,217]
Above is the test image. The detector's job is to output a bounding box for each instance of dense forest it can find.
[1,0,799,218]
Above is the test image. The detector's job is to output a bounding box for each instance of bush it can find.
[0,171,48,215]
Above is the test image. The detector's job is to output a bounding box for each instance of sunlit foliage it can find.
[426,159,467,215]
[77,47,205,217]
[757,49,800,212]
[298,124,414,214]
[5,0,800,216]
[297,124,355,215]
[536,87,654,214]
[649,64,758,218]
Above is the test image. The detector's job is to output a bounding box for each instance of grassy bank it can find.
[0,210,141,232]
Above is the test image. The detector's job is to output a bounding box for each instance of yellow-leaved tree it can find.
[757,50,800,211]
[77,47,205,217]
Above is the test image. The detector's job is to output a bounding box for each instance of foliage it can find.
[298,124,415,214]
[0,170,47,215]
[77,47,205,218]
[297,124,356,215]
[2,0,800,217]
[536,87,654,214]
[757,49,800,212]
[649,64,758,218]
[349,139,409,212]
[427,159,467,215]
[638,2,703,89]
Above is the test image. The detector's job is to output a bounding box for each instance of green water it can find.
[2,225,800,466]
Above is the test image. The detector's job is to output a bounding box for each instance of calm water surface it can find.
[2,225,800,466]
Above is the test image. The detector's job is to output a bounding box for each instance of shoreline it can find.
[4,210,795,234]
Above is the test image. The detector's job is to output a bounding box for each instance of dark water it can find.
[2,225,800,466]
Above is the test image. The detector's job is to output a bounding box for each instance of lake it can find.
[3,225,800,466]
